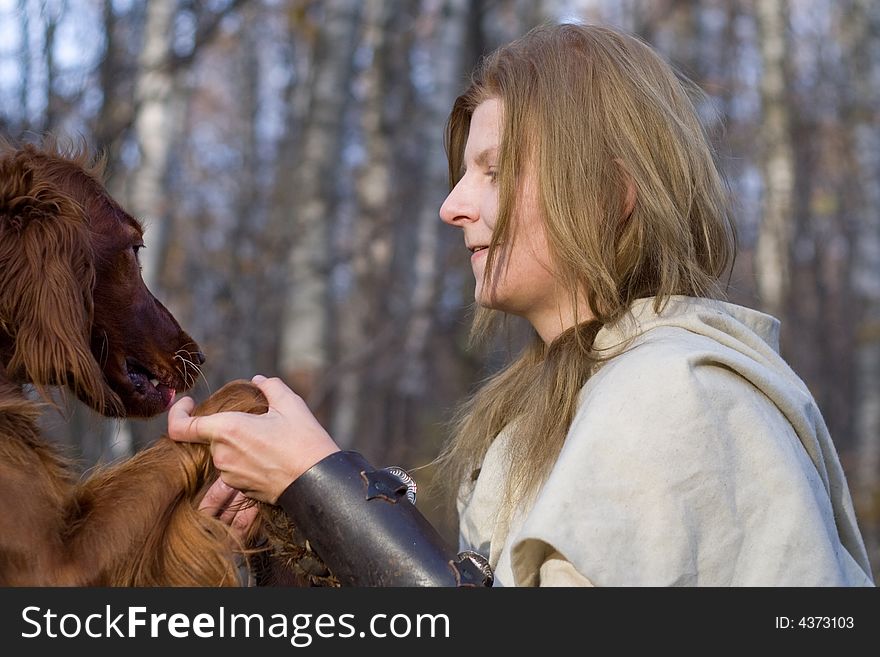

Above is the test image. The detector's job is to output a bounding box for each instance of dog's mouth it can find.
[124,358,177,411]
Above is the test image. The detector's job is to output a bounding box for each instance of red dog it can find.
[0,140,265,585]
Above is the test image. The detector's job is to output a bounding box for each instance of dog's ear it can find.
[0,148,117,412]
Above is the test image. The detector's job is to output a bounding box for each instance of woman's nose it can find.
[439,179,478,226]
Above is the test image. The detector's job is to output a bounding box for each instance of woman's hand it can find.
[168,375,340,503]
[198,477,259,543]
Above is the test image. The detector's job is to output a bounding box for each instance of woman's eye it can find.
[487,168,498,182]
[132,244,144,257]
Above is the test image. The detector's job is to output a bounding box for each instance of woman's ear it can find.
[614,158,637,220]
[623,175,637,220]
[0,154,112,412]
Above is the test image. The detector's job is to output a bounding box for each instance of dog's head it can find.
[0,139,203,417]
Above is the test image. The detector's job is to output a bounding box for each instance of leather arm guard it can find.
[276,450,493,587]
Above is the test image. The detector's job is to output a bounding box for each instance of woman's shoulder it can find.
[586,324,726,396]
[582,308,813,424]
[572,323,794,453]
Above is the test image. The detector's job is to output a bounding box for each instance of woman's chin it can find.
[474,290,504,311]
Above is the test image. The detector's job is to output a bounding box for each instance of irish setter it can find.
[0,140,332,586]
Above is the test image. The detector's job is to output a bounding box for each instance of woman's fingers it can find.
[168,398,244,445]
[198,479,260,543]
[167,395,195,418]
[171,376,302,447]
[198,477,237,516]
[166,396,205,443]
[230,498,259,539]
[252,375,302,413]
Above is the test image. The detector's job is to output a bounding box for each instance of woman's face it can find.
[440,99,565,340]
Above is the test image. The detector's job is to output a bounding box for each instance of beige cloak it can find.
[457,296,874,586]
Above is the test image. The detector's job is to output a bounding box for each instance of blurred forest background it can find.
[2,0,879,580]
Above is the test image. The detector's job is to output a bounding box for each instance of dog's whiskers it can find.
[174,349,206,391]
[174,352,196,388]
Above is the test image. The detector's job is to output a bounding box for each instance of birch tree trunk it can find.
[392,0,469,456]
[261,7,310,378]
[117,0,179,458]
[129,0,177,290]
[332,0,398,447]
[95,0,119,146]
[94,0,131,178]
[754,0,795,321]
[40,0,61,133]
[17,0,30,130]
[279,0,361,403]
[227,5,263,384]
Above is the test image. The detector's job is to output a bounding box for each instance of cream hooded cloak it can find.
[457,296,874,586]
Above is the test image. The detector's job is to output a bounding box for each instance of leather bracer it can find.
[276,450,493,587]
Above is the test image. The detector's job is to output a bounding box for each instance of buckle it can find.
[382,466,417,504]
[454,550,494,587]
[362,467,417,504]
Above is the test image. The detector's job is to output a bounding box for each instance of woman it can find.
[169,23,874,586]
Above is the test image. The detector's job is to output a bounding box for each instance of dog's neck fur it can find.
[0,316,51,394]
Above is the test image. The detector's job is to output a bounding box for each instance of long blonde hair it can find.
[435,23,736,516]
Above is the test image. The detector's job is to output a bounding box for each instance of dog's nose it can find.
[195,351,206,365]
